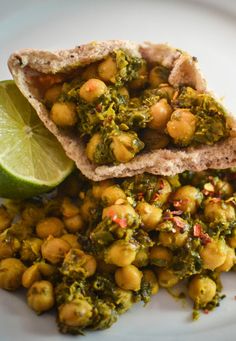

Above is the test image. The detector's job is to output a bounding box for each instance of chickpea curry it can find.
[0,168,236,334]
[43,49,230,165]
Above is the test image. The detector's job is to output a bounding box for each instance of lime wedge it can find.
[0,80,74,199]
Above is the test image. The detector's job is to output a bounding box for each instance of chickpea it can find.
[200,238,227,270]
[136,202,162,231]
[0,206,12,232]
[86,133,102,162]
[154,178,172,207]
[58,299,92,328]
[228,228,236,248]
[157,269,179,288]
[98,56,117,83]
[79,79,107,102]
[142,269,159,295]
[172,185,202,214]
[115,265,143,291]
[149,65,169,88]
[61,234,80,249]
[129,63,148,90]
[64,214,84,233]
[38,263,56,278]
[0,258,26,291]
[82,63,98,80]
[148,99,173,130]
[41,236,71,264]
[188,275,216,306]
[80,197,97,222]
[110,132,143,163]
[204,199,235,223]
[159,230,188,248]
[113,288,133,313]
[105,240,137,267]
[61,197,79,218]
[61,248,97,278]
[216,245,235,272]
[141,129,170,150]
[44,84,62,104]
[149,246,172,267]
[20,238,42,262]
[117,87,129,98]
[133,247,149,267]
[0,237,21,259]
[22,264,41,289]
[92,179,114,199]
[157,85,175,99]
[101,185,126,206]
[215,179,234,198]
[102,203,138,226]
[50,102,77,127]
[36,217,64,239]
[27,280,55,314]
[21,204,44,226]
[166,109,197,145]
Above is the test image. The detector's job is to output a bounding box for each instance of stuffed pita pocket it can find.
[8,40,236,181]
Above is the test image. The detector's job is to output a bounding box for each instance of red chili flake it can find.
[193,223,211,245]
[158,179,165,190]
[107,210,127,228]
[173,199,189,208]
[152,192,160,201]
[203,309,209,314]
[210,197,221,203]
[172,217,186,230]
[96,104,102,112]
[169,210,183,216]
[137,192,144,200]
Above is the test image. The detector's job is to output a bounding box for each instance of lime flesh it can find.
[0,80,74,199]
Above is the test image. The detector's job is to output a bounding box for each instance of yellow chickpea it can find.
[61,197,79,218]
[157,269,179,288]
[200,238,227,270]
[149,246,172,267]
[117,87,129,98]
[102,203,138,226]
[149,65,169,88]
[157,85,175,99]
[79,79,107,102]
[27,280,55,314]
[22,264,41,289]
[20,238,43,262]
[82,63,98,80]
[215,179,234,198]
[136,202,162,231]
[110,132,143,163]
[21,204,44,226]
[98,56,118,83]
[44,84,62,104]
[50,102,77,127]
[115,265,143,291]
[80,197,97,222]
[142,269,159,295]
[86,133,102,162]
[105,240,137,267]
[64,214,84,233]
[38,263,56,278]
[129,63,148,89]
[0,258,26,291]
[132,248,149,267]
[159,230,188,248]
[41,236,71,264]
[101,185,127,206]
[36,217,64,239]
[166,109,197,145]
[61,234,81,249]
[188,275,216,306]
[92,180,114,199]
[204,199,235,223]
[0,206,12,232]
[148,99,173,130]
[0,237,21,259]
[58,299,93,328]
[172,185,202,214]
[216,245,235,272]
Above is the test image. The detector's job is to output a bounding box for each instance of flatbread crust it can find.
[8,40,236,181]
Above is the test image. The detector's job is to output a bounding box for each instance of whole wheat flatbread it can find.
[8,40,236,181]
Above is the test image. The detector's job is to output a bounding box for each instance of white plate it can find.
[1,0,236,340]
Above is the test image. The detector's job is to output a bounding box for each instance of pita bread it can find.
[8,40,236,181]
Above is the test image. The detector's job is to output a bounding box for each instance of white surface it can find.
[1,0,236,340]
